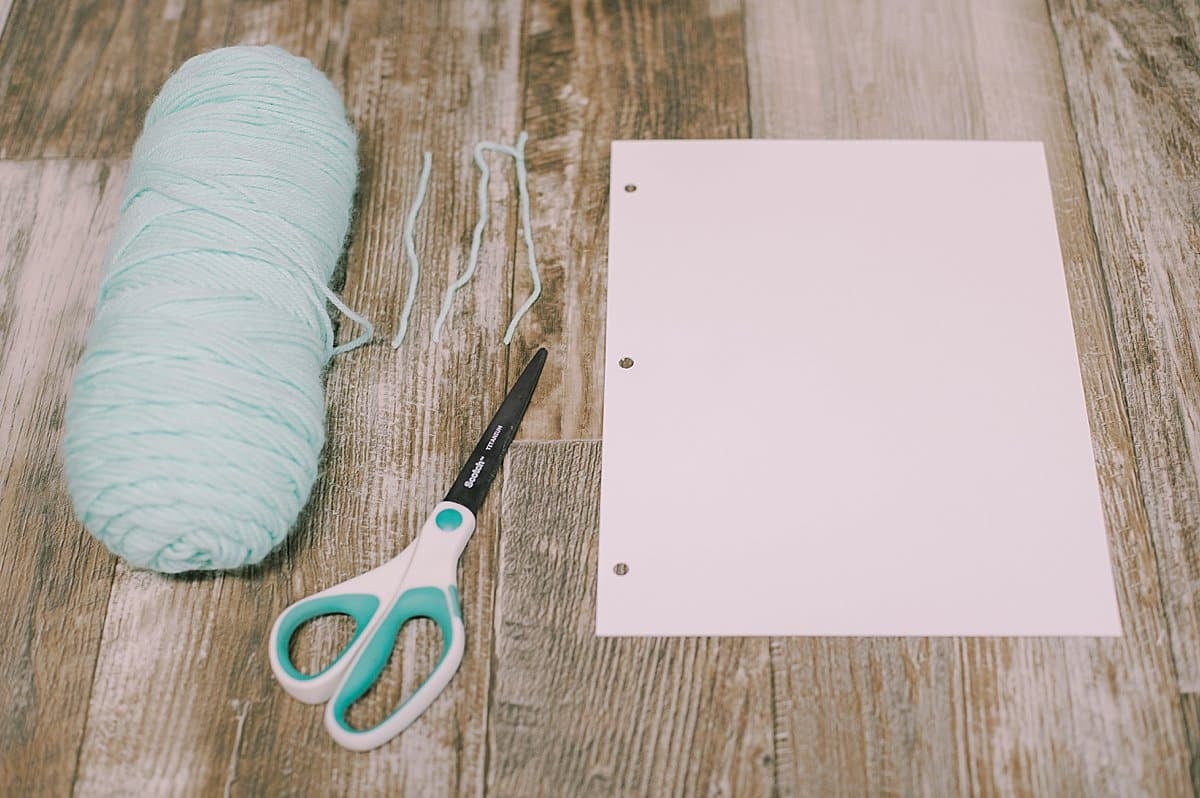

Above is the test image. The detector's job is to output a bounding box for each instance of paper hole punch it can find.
[618,357,634,369]
[624,184,637,193]
[613,563,629,576]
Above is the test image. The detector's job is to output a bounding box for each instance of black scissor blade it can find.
[444,348,547,514]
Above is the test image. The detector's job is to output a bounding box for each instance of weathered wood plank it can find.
[0,160,125,796]
[487,440,775,797]
[70,1,525,795]
[1048,0,1200,690]
[769,638,969,796]
[0,0,235,159]
[746,1,1192,794]
[508,0,751,441]
[747,0,984,140]
[957,636,1187,796]
[964,5,1190,794]
[1182,692,1200,795]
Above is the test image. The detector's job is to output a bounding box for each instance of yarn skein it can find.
[64,46,365,573]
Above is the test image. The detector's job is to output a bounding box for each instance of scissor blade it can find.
[444,348,547,514]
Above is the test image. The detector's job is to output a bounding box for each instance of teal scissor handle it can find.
[271,592,381,685]
[268,544,421,705]
[325,584,465,751]
[267,502,478,751]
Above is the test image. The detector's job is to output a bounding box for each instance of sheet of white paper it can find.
[597,139,1121,637]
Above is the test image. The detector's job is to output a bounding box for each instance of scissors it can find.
[269,348,547,751]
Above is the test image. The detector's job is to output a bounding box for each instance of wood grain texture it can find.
[1048,0,1200,690]
[66,2,526,795]
[488,440,774,797]
[746,1,1193,794]
[769,638,969,796]
[0,160,125,795]
[1183,692,1200,794]
[0,0,235,158]
[508,0,751,441]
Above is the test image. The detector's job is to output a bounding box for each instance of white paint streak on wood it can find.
[223,700,250,798]
[75,567,210,795]
[162,0,186,22]
[0,160,124,796]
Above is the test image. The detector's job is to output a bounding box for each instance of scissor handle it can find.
[269,503,477,749]
[324,584,465,751]
[269,589,377,704]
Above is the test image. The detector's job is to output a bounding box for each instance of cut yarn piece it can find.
[391,151,432,348]
[64,45,366,573]
[431,132,542,345]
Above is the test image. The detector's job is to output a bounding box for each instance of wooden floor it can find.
[1,1,1198,795]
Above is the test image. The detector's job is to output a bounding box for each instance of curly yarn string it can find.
[431,132,542,345]
[391,150,433,348]
[64,46,365,573]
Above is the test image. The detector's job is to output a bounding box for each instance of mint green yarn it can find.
[63,46,363,573]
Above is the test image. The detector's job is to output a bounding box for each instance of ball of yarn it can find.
[64,46,359,573]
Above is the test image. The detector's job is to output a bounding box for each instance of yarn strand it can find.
[392,151,432,348]
[328,287,375,355]
[433,142,498,342]
[504,132,542,345]
[432,132,542,344]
